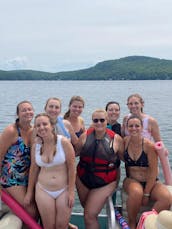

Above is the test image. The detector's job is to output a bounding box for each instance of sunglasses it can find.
[93,118,106,123]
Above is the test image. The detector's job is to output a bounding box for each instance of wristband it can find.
[143,193,150,197]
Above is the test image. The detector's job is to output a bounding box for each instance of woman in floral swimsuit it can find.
[0,101,37,219]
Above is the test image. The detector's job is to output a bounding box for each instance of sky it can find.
[1,0,172,72]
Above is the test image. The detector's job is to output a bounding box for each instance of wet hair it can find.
[64,96,85,119]
[127,93,144,112]
[105,101,120,111]
[34,113,57,156]
[44,97,62,111]
[126,114,143,127]
[15,100,33,128]
[92,109,108,120]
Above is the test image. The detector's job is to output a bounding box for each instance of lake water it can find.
[0,80,172,211]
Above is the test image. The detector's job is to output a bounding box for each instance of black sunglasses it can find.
[93,118,106,123]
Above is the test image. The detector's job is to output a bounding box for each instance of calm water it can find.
[0,80,172,211]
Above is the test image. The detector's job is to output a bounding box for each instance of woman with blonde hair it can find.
[76,109,123,229]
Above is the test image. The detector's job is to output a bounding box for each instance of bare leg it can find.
[76,176,89,208]
[6,186,38,219]
[151,182,171,212]
[55,189,73,229]
[83,182,116,229]
[35,184,56,229]
[123,178,143,229]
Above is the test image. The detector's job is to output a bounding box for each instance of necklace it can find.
[128,140,142,161]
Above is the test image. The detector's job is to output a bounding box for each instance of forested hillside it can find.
[1,56,172,80]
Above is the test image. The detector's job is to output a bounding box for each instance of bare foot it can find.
[68,222,78,229]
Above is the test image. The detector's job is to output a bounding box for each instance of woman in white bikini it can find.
[25,113,76,229]
[122,93,161,142]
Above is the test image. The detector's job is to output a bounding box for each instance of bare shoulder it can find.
[1,123,17,140]
[60,135,73,148]
[123,115,128,124]
[0,124,18,152]
[63,119,72,128]
[144,138,155,153]
[123,136,129,144]
[60,135,75,158]
[79,116,85,124]
[114,133,123,142]
[147,115,158,125]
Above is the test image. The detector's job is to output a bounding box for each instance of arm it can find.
[24,142,40,206]
[62,137,76,208]
[121,116,128,137]
[74,131,86,156]
[113,134,124,187]
[0,124,17,169]
[143,140,158,196]
[149,117,161,142]
[64,120,79,146]
[79,117,86,132]
[113,134,124,161]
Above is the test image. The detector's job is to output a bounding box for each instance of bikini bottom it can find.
[37,182,67,199]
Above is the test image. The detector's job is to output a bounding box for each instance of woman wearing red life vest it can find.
[76,109,124,229]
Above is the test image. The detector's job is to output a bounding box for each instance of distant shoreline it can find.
[1,56,172,80]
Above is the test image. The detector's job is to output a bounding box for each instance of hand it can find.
[68,192,75,208]
[23,192,32,207]
[142,195,149,206]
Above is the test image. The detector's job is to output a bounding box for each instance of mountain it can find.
[0,56,172,80]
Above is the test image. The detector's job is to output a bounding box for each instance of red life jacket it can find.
[77,127,120,189]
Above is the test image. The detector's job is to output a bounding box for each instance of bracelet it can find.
[143,193,150,197]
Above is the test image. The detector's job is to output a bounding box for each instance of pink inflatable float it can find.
[1,189,42,229]
[154,141,172,185]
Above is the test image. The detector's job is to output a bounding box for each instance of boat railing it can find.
[106,195,120,229]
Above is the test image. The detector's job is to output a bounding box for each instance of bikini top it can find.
[124,139,149,167]
[35,135,66,168]
[124,114,152,141]
[75,128,84,137]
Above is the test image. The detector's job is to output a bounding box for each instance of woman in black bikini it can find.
[121,115,171,229]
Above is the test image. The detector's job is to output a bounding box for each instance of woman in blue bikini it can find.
[0,100,37,220]
[26,113,76,229]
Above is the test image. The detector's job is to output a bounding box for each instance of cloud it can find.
[0,56,29,70]
[0,0,172,71]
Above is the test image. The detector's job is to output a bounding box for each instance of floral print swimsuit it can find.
[0,127,31,188]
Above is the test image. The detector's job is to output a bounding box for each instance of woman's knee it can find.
[84,210,97,225]
[128,186,143,199]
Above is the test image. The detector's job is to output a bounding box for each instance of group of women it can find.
[0,93,172,229]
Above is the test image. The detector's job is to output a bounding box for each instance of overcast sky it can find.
[1,0,172,72]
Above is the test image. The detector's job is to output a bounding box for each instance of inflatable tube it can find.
[1,190,42,229]
[115,209,130,229]
[154,141,172,185]
[136,209,158,229]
